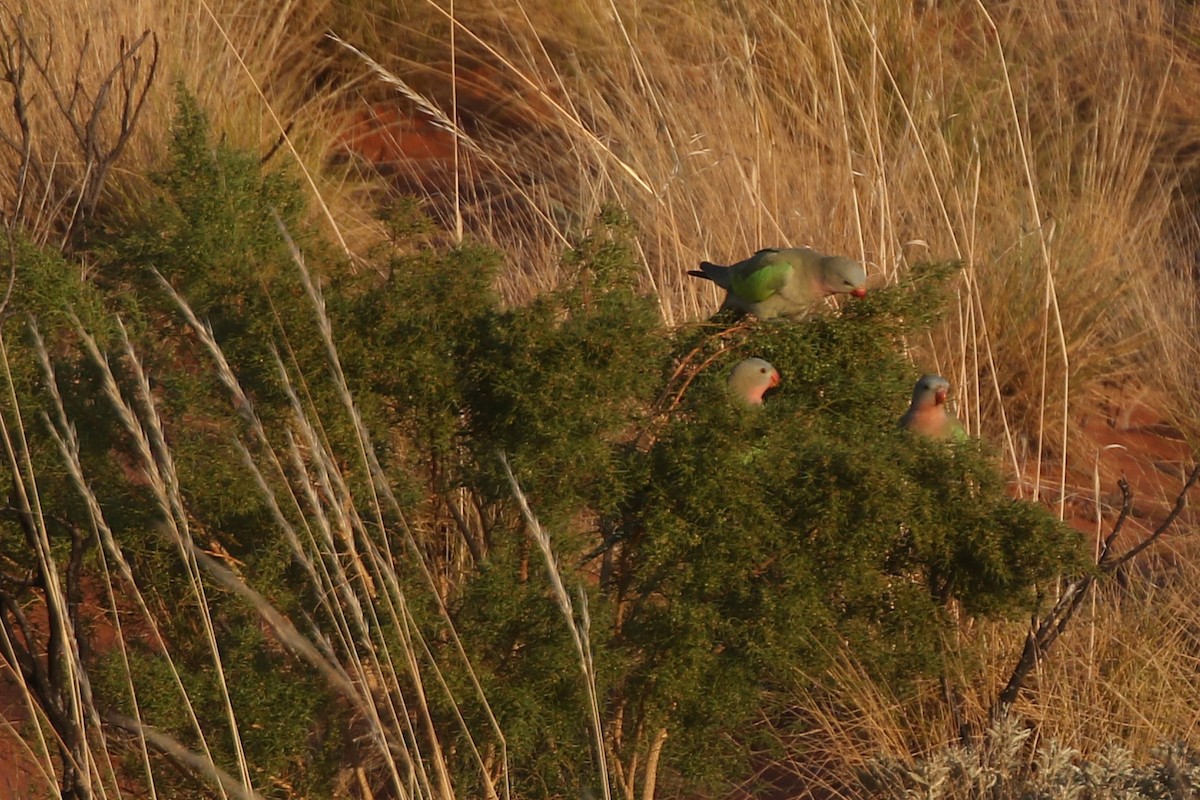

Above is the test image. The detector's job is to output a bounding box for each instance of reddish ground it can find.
[1033,387,1196,552]
[336,104,459,165]
[0,581,144,799]
[0,668,50,799]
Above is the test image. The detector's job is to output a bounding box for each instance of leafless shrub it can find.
[0,12,157,246]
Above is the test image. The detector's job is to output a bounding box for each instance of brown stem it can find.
[640,727,669,800]
[993,463,1198,717]
[1107,462,1200,571]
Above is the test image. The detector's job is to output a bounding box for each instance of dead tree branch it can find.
[0,478,98,800]
[0,14,158,244]
[0,14,39,225]
[993,462,1200,719]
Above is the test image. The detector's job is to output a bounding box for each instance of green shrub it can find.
[588,264,1084,790]
[0,88,1086,800]
[76,89,346,796]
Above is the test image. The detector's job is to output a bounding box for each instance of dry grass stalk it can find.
[501,452,615,800]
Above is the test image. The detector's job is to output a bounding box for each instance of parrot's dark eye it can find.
[759,367,767,374]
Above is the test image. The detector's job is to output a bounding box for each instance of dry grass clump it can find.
[4,0,1198,461]
[761,540,1200,798]
[0,1,387,252]
[1023,550,1200,755]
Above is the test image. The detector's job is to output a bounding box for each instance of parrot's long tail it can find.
[687,261,732,289]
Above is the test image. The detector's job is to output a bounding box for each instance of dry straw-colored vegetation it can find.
[1,0,1200,797]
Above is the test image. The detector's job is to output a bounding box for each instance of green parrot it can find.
[688,247,868,319]
[899,374,967,440]
[728,357,780,406]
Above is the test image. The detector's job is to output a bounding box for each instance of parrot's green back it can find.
[729,251,795,303]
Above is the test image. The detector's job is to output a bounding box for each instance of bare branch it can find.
[0,230,20,319]
[0,13,43,225]
[0,593,50,703]
[1106,462,1200,571]
[0,16,158,242]
[994,463,1197,718]
[1095,476,1133,565]
[260,119,295,165]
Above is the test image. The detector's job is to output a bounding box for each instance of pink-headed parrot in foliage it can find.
[727,358,780,406]
[899,374,967,440]
[688,247,867,320]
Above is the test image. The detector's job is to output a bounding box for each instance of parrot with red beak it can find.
[688,247,867,320]
[899,374,967,440]
[728,358,781,406]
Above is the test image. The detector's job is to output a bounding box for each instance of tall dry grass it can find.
[761,554,1200,797]
[0,0,387,254]
[0,0,1199,797]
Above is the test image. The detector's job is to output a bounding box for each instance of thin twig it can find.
[994,464,1198,717]
[1106,463,1200,571]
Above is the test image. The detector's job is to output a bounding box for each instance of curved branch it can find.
[993,462,1198,717]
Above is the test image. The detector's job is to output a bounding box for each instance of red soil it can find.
[0,580,156,799]
[0,668,51,799]
[336,104,459,165]
[1028,387,1196,555]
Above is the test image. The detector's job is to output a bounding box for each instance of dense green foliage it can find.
[0,92,1085,799]
[0,93,345,798]
[587,267,1083,791]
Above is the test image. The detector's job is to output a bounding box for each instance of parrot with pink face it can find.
[688,247,867,320]
[727,358,780,406]
[899,374,967,440]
